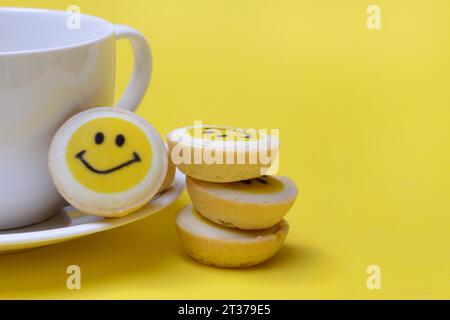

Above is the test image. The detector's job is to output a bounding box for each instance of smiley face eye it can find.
[116,134,125,147]
[95,132,104,145]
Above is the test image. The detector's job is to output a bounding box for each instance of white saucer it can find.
[0,171,185,254]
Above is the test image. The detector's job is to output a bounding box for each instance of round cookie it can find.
[49,107,167,217]
[167,125,279,182]
[157,143,176,194]
[176,205,289,268]
[187,175,297,230]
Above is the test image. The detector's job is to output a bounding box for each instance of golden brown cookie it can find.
[176,205,289,268]
[187,175,297,230]
[49,107,167,217]
[167,124,279,182]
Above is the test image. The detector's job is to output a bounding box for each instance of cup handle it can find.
[114,24,152,111]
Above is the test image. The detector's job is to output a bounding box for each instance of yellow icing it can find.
[187,126,260,142]
[66,117,152,193]
[225,176,284,194]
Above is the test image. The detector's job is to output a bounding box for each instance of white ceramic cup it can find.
[0,8,152,229]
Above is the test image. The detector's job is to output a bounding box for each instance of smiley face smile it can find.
[75,150,141,174]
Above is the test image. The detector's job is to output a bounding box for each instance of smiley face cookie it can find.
[49,107,167,217]
[176,205,289,268]
[187,175,297,230]
[167,125,279,183]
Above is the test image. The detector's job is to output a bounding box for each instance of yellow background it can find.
[0,0,449,299]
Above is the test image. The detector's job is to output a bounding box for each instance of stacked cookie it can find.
[167,125,298,268]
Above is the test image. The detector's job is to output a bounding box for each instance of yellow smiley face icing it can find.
[167,125,279,183]
[49,107,167,217]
